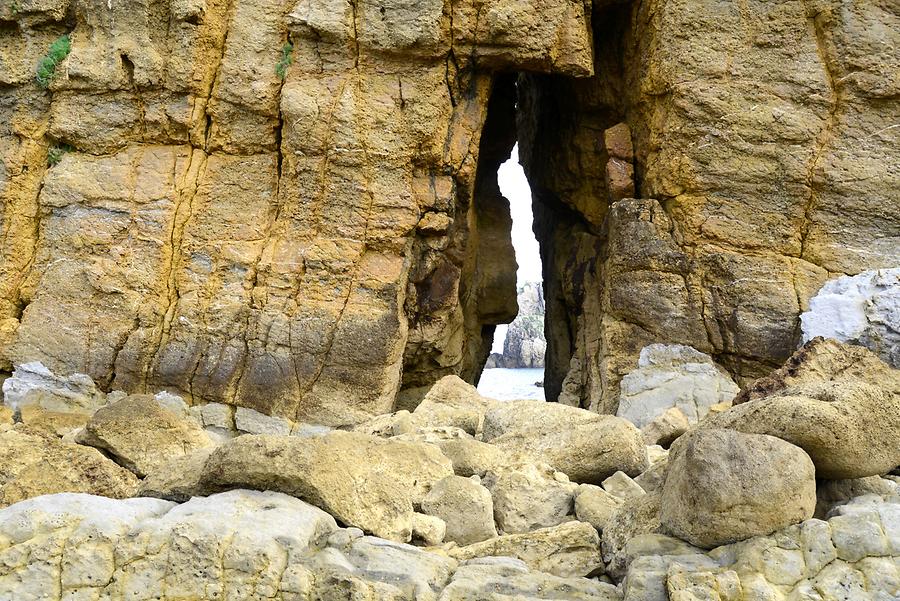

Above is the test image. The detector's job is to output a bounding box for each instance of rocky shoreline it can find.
[0,330,897,600]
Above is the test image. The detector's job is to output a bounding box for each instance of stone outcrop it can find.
[801,268,900,367]
[489,282,546,369]
[519,1,900,410]
[659,429,817,549]
[616,344,739,429]
[421,475,497,545]
[0,0,595,427]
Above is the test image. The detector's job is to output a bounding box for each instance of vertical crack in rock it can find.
[800,9,843,260]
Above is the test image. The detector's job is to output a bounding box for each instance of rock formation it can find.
[488,281,546,369]
[1,0,900,599]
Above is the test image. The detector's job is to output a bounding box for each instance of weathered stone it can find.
[433,436,517,478]
[451,521,604,578]
[491,282,547,369]
[1,362,108,415]
[17,404,89,438]
[234,406,293,435]
[605,158,635,202]
[442,557,620,600]
[617,344,739,429]
[601,492,662,579]
[0,431,138,507]
[659,429,816,549]
[603,123,634,162]
[706,377,900,479]
[641,406,690,447]
[138,447,215,503]
[421,475,497,545]
[410,375,496,435]
[483,463,577,534]
[76,394,214,477]
[482,400,648,483]
[411,512,446,546]
[200,432,453,541]
[816,476,900,518]
[602,471,645,502]
[734,337,900,404]
[801,268,900,368]
[573,484,622,532]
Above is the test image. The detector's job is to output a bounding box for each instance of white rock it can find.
[1,362,107,414]
[616,344,739,429]
[602,471,646,502]
[801,268,900,367]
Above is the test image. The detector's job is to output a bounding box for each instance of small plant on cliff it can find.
[35,34,71,89]
[47,143,73,167]
[275,41,293,80]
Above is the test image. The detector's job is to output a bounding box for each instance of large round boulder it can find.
[659,429,816,549]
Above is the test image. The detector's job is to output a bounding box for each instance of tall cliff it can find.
[1,0,898,422]
[0,0,591,425]
[489,281,546,369]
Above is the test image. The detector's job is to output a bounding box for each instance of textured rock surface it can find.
[520,0,900,410]
[1,361,109,414]
[421,475,497,545]
[627,494,900,601]
[199,431,453,541]
[76,394,214,477]
[450,520,604,578]
[0,431,138,507]
[706,341,900,479]
[0,0,593,426]
[482,400,648,483]
[483,463,576,535]
[659,429,816,549]
[801,268,900,367]
[0,490,623,601]
[616,344,739,428]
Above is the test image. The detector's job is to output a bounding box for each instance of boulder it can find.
[482,400,648,483]
[573,484,622,532]
[816,476,900,518]
[76,394,214,477]
[641,406,690,447]
[200,431,453,541]
[421,475,497,545]
[616,344,739,428]
[411,512,446,546]
[410,375,497,434]
[800,268,900,368]
[138,447,215,503]
[431,436,517,477]
[450,521,604,578]
[483,463,577,534]
[734,337,900,404]
[659,429,816,549]
[0,431,139,507]
[234,406,292,435]
[705,378,900,479]
[17,404,90,438]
